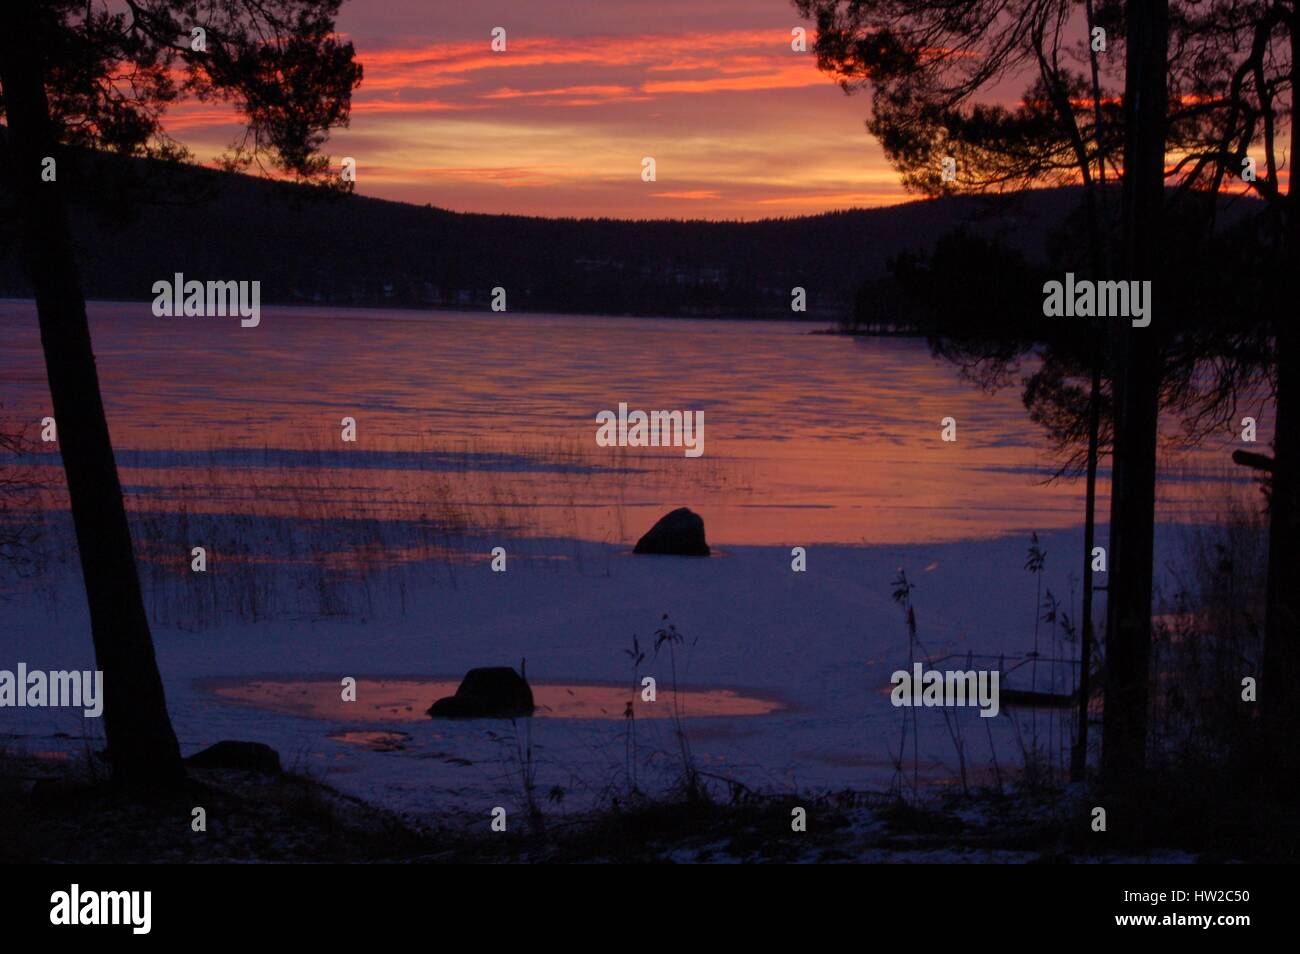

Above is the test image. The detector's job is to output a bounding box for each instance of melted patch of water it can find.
[207,676,785,721]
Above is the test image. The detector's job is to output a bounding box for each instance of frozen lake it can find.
[0,300,1252,546]
[0,300,1264,818]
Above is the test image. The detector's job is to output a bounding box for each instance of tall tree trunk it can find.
[1260,17,1300,795]
[0,2,184,786]
[1072,0,1109,783]
[1264,328,1300,790]
[1101,0,1168,787]
[1071,358,1102,782]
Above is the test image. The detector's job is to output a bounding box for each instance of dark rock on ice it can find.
[427,667,534,718]
[186,740,282,774]
[633,507,710,556]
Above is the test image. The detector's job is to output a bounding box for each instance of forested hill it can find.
[0,144,1086,319]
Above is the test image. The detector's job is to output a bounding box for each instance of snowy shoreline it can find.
[3,526,1189,820]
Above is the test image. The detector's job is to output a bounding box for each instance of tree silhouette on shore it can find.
[0,0,359,785]
[797,0,1299,796]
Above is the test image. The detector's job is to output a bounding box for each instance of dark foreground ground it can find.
[3,750,1295,864]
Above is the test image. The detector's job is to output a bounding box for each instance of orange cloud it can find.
[644,63,837,94]
[756,190,910,207]
[650,190,722,199]
[483,85,636,99]
[353,98,484,113]
[355,29,810,94]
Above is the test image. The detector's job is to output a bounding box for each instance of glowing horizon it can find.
[162,0,915,221]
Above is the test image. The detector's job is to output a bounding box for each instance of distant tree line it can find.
[0,139,1093,321]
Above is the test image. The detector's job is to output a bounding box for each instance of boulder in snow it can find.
[186,740,282,774]
[633,507,710,556]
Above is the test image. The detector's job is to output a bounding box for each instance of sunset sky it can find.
[167,0,914,220]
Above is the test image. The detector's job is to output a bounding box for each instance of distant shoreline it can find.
[810,326,927,338]
[3,295,931,336]
[2,296,847,327]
